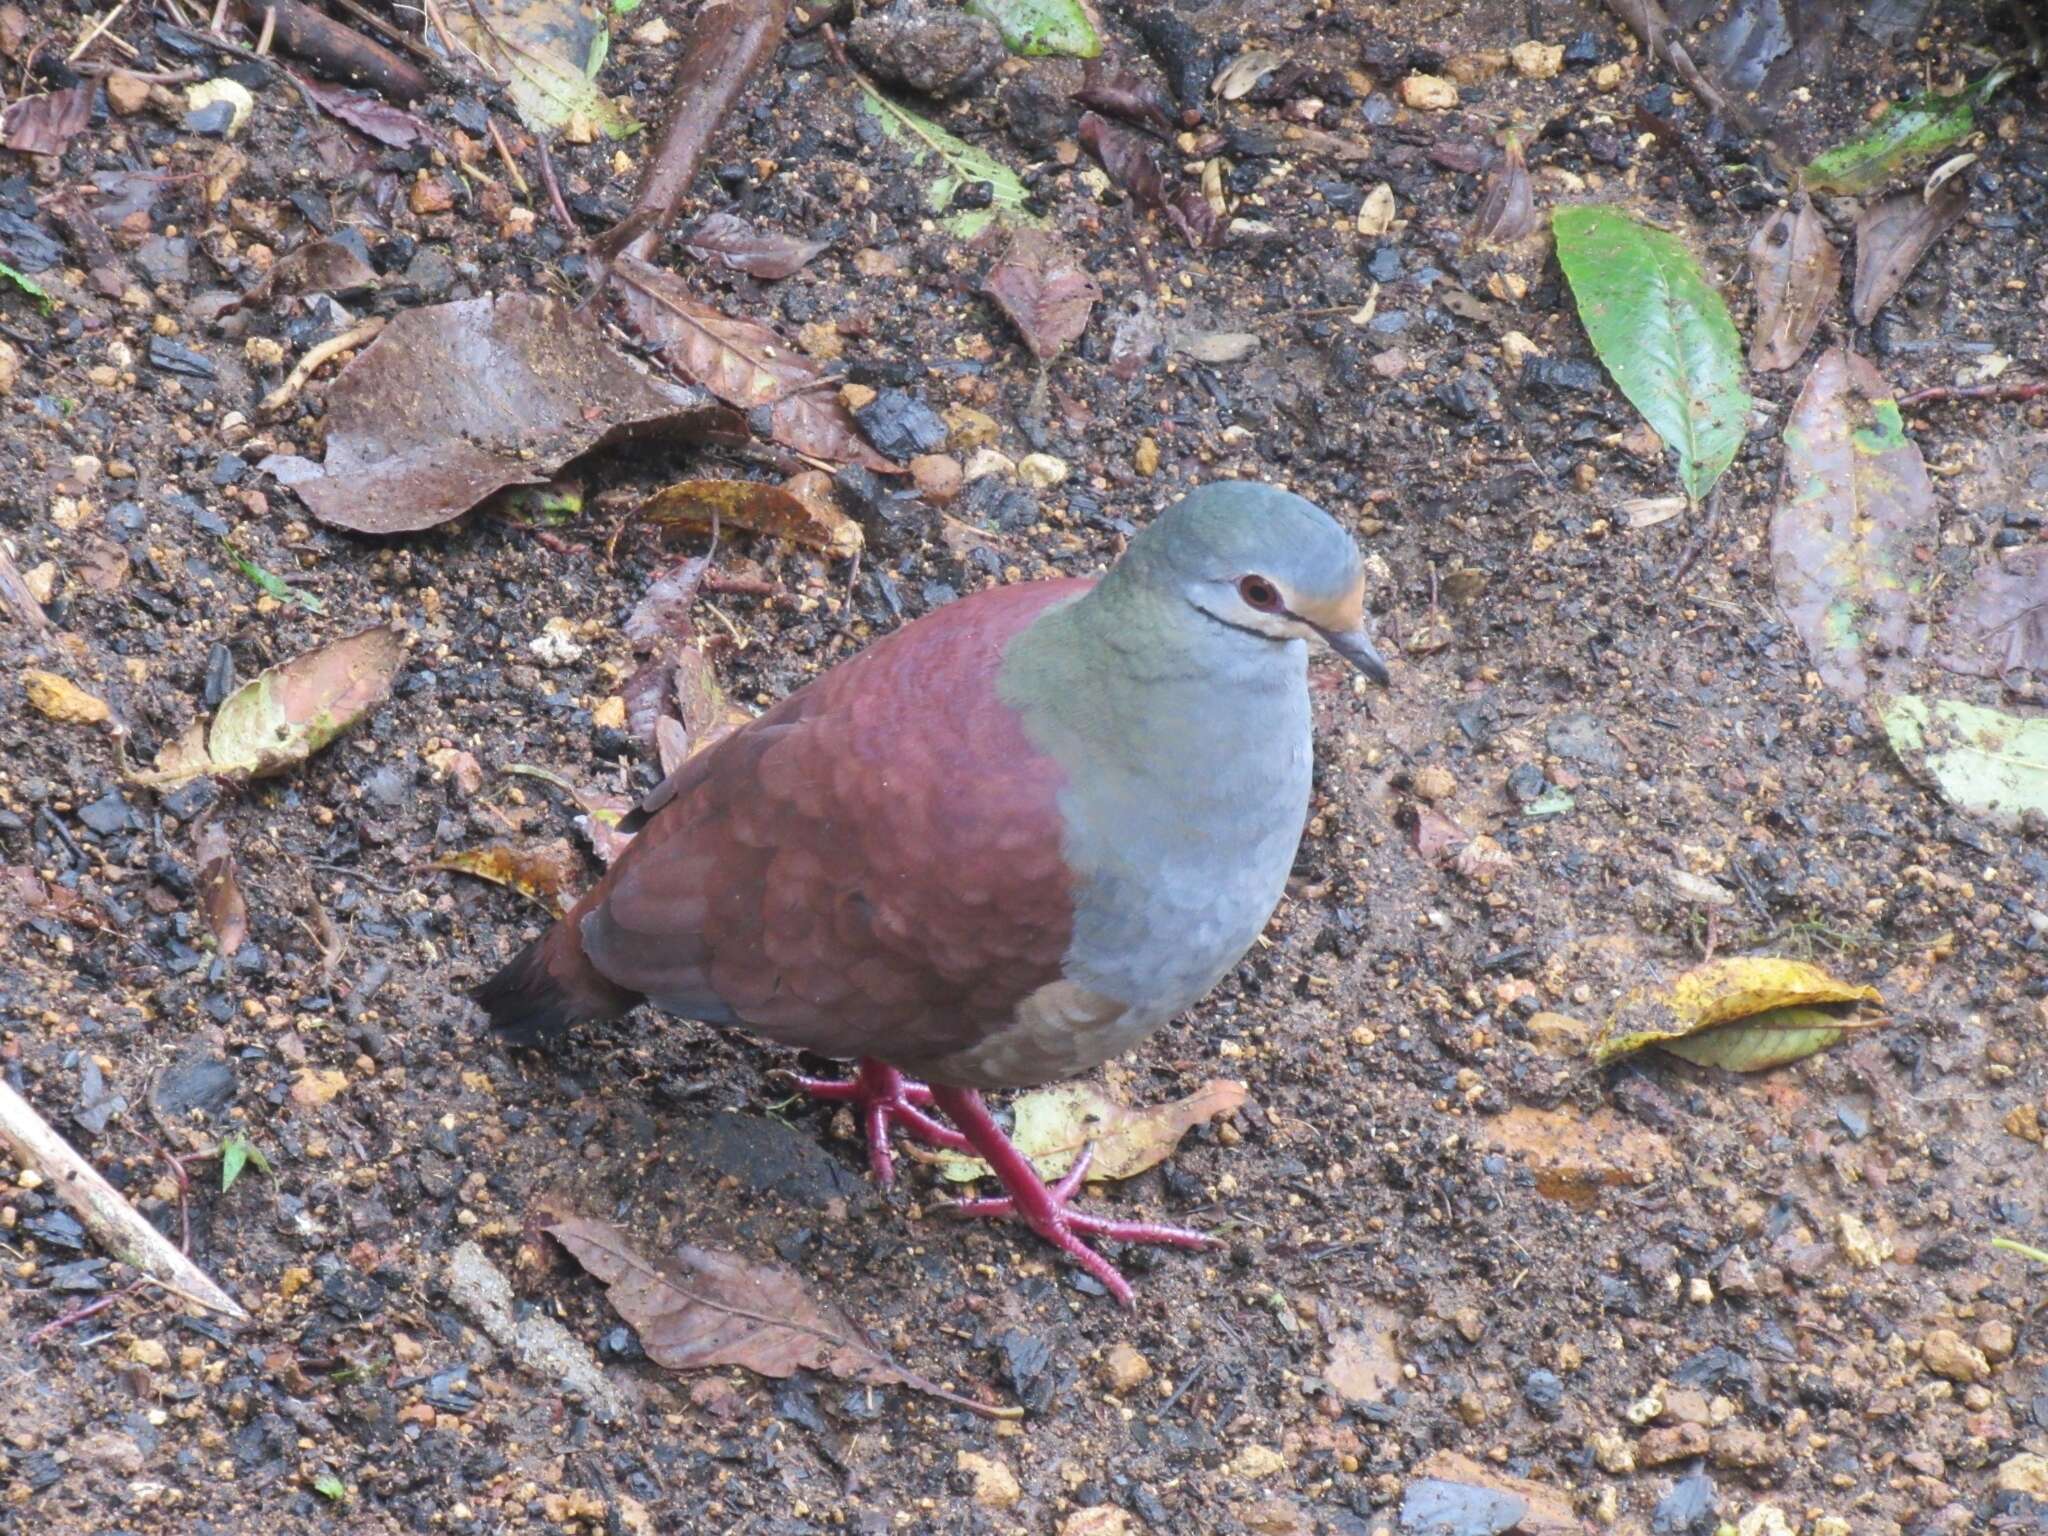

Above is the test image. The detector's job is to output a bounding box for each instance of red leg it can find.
[784,1058,973,1186]
[927,1084,1217,1305]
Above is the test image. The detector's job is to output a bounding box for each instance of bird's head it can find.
[1125,480,1390,684]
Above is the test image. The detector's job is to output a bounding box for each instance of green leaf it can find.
[1552,205,1751,503]
[231,552,326,613]
[856,84,1041,239]
[1804,66,2014,195]
[1656,1004,1852,1073]
[444,0,636,139]
[1881,694,2048,830]
[964,0,1100,57]
[312,1472,347,1501]
[220,1132,272,1191]
[1523,786,1575,817]
[1,260,52,312]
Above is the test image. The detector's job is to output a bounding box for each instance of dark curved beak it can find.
[1319,625,1392,686]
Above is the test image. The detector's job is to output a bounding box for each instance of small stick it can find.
[1667,484,1723,589]
[1898,379,2046,408]
[254,3,275,56]
[260,315,386,414]
[486,116,531,198]
[0,1079,248,1322]
[536,137,576,235]
[74,62,201,81]
[66,0,131,62]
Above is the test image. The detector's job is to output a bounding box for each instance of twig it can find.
[600,0,796,265]
[1667,483,1723,589]
[227,0,430,102]
[73,62,201,82]
[28,1279,144,1346]
[325,0,442,66]
[0,1079,248,1322]
[66,1,131,63]
[1898,379,2047,408]
[535,136,576,236]
[486,116,531,198]
[260,315,386,415]
[253,3,275,56]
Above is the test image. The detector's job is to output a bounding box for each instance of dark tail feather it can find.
[471,922,637,1048]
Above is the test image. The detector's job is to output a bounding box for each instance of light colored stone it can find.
[957,1451,1022,1510]
[629,16,673,44]
[1410,766,1456,803]
[1510,41,1564,79]
[964,447,1014,482]
[1134,436,1160,476]
[1592,61,1624,92]
[185,77,254,135]
[409,175,456,216]
[0,336,19,394]
[106,71,151,115]
[1227,1443,1286,1481]
[1059,1510,1132,1536]
[1996,1453,2048,1495]
[1638,1422,1709,1465]
[290,1068,348,1108]
[21,562,56,603]
[838,381,877,412]
[909,453,963,505]
[1715,1427,1781,1470]
[24,671,109,725]
[1921,1328,1989,1384]
[1016,453,1069,489]
[1735,1507,1795,1536]
[1501,331,1544,369]
[1398,74,1459,111]
[127,1338,170,1369]
[592,695,628,731]
[1590,1428,1635,1474]
[1445,52,1506,84]
[1976,1318,2016,1362]
[944,404,1001,449]
[529,617,585,667]
[1838,1212,1892,1269]
[1099,1342,1152,1393]
[1239,1495,1311,1536]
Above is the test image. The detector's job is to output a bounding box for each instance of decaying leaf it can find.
[273,293,734,534]
[1851,179,1967,326]
[916,1079,1247,1183]
[135,626,405,787]
[1883,695,2048,831]
[1937,547,2048,684]
[1771,348,1934,698]
[678,212,829,281]
[1,83,92,157]
[1594,955,1885,1070]
[444,0,635,139]
[1409,804,1469,858]
[294,73,433,148]
[856,82,1038,239]
[1074,62,1177,137]
[545,1217,1018,1417]
[1552,206,1750,504]
[504,764,636,864]
[428,838,584,914]
[1746,198,1840,372]
[767,387,902,472]
[640,478,863,557]
[1079,112,1226,250]
[1356,182,1396,237]
[1803,65,2014,196]
[1212,49,1284,101]
[1470,134,1536,245]
[24,671,111,726]
[195,824,249,956]
[982,232,1100,363]
[963,0,1100,58]
[613,257,821,410]
[1108,296,1163,381]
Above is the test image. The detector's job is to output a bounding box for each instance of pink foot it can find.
[928,1084,1217,1305]
[784,1057,973,1186]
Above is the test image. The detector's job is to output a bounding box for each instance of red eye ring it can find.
[1238,575,1283,612]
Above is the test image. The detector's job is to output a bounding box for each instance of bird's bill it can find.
[1319,625,1392,686]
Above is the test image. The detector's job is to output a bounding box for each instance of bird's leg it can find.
[927,1085,1217,1306]
[783,1058,973,1186]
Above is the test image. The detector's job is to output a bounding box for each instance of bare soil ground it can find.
[2,1,2045,1533]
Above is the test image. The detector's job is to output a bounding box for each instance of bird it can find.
[474,480,1389,1302]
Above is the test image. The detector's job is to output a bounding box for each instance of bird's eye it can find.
[1238,575,1283,612]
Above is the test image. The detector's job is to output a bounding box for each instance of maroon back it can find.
[574,578,1093,1065]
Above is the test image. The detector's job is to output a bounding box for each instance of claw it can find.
[783,1058,972,1185]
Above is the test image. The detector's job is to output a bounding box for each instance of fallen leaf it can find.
[1212,49,1284,100]
[766,387,901,472]
[640,477,863,556]
[1851,179,1967,326]
[1619,495,1687,529]
[294,72,433,148]
[613,256,821,410]
[1,83,92,157]
[1746,197,1840,371]
[195,824,249,955]
[136,626,404,787]
[982,232,1100,363]
[1470,133,1536,245]
[1411,1452,1583,1536]
[1409,805,1470,858]
[623,556,711,651]
[24,671,111,726]
[1771,347,1934,697]
[1355,181,1396,237]
[276,293,734,534]
[1074,62,1177,137]
[1883,694,2048,830]
[1804,64,2014,195]
[5,867,115,932]
[856,81,1038,240]
[1552,205,1750,504]
[1174,330,1260,365]
[504,764,636,863]
[444,0,635,138]
[545,1217,1018,1416]
[249,237,381,306]
[1937,547,2048,683]
[1079,111,1225,250]
[678,212,828,281]
[1323,1314,1403,1405]
[916,1079,1247,1183]
[1594,955,1884,1068]
[428,838,584,914]
[963,0,1099,58]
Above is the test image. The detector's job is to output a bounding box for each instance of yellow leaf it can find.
[1594,956,1883,1069]
[914,1079,1248,1183]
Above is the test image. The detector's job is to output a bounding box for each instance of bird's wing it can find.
[577,579,1092,1065]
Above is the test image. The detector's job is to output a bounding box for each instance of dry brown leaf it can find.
[640,478,862,557]
[678,212,828,281]
[545,1217,1018,1418]
[1937,547,2048,684]
[1746,198,1839,372]
[1470,133,1536,245]
[1852,180,1967,327]
[768,387,901,473]
[427,838,584,914]
[1409,804,1469,858]
[195,824,248,956]
[982,232,1100,363]
[613,255,821,409]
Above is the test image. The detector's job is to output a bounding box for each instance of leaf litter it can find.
[1771,348,1935,698]
[1746,197,1839,371]
[1937,547,2048,684]
[427,840,585,915]
[639,477,864,557]
[1594,956,1886,1072]
[912,1079,1248,1183]
[1882,696,2048,830]
[981,231,1101,362]
[1803,64,2014,195]
[545,1217,1021,1418]
[1851,177,1968,326]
